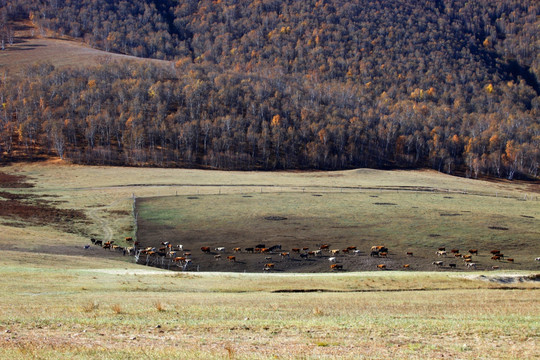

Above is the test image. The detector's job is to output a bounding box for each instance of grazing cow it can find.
[492,266,500,270]
[328,257,336,263]
[280,252,290,258]
[95,240,103,246]
[438,247,446,251]
[377,264,386,270]
[462,254,472,259]
[173,257,186,262]
[214,255,221,260]
[263,263,275,271]
[201,246,211,253]
[449,263,457,268]
[342,249,349,254]
[466,262,476,269]
[464,258,472,263]
[406,252,413,256]
[103,242,111,250]
[451,249,459,254]
[346,246,357,251]
[233,247,242,253]
[291,248,301,253]
[307,251,315,256]
[370,251,379,257]
[245,247,254,253]
[436,251,447,257]
[269,245,282,252]
[490,250,501,255]
[330,264,343,270]
[454,253,462,258]
[403,264,410,268]
[215,247,226,252]
[507,258,514,263]
[260,248,270,253]
[227,256,236,262]
[320,244,330,250]
[469,249,478,255]
[314,250,323,256]
[491,255,501,261]
[379,252,388,258]
[432,261,444,267]
[90,238,96,244]
[498,253,505,259]
[302,247,310,251]
[330,249,340,255]
[176,244,184,251]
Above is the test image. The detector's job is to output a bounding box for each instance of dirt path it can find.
[86,199,128,243]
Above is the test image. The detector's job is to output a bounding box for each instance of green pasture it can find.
[138,189,540,265]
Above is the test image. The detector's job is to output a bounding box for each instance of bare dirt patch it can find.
[0,172,86,230]
[0,172,34,188]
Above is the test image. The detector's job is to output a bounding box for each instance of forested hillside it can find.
[0,0,538,179]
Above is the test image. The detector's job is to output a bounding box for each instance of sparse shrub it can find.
[81,301,99,312]
[154,300,165,312]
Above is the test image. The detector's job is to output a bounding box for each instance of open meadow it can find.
[0,160,538,358]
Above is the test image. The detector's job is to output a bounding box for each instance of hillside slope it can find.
[0,1,538,179]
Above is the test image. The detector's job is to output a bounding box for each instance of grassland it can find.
[0,160,539,358]
[0,21,171,74]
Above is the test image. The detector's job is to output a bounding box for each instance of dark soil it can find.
[0,172,87,229]
[0,172,34,188]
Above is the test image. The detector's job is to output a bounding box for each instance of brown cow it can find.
[490,249,501,255]
[125,237,133,241]
[346,246,357,251]
[469,249,478,255]
[406,252,414,256]
[233,247,242,253]
[291,248,301,253]
[342,249,349,254]
[403,264,410,268]
[438,247,446,251]
[450,249,459,254]
[379,252,388,258]
[507,258,514,263]
[320,244,330,250]
[491,255,501,261]
[227,256,236,262]
[377,264,387,270]
[263,263,275,271]
[214,255,221,260]
[201,246,211,253]
[330,264,343,270]
[302,247,310,251]
[462,254,472,259]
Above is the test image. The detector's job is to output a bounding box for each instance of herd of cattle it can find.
[89,237,539,272]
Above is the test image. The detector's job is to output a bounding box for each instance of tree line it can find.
[0,61,537,179]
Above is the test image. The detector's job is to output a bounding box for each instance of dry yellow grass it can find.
[0,161,538,359]
[0,21,171,74]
